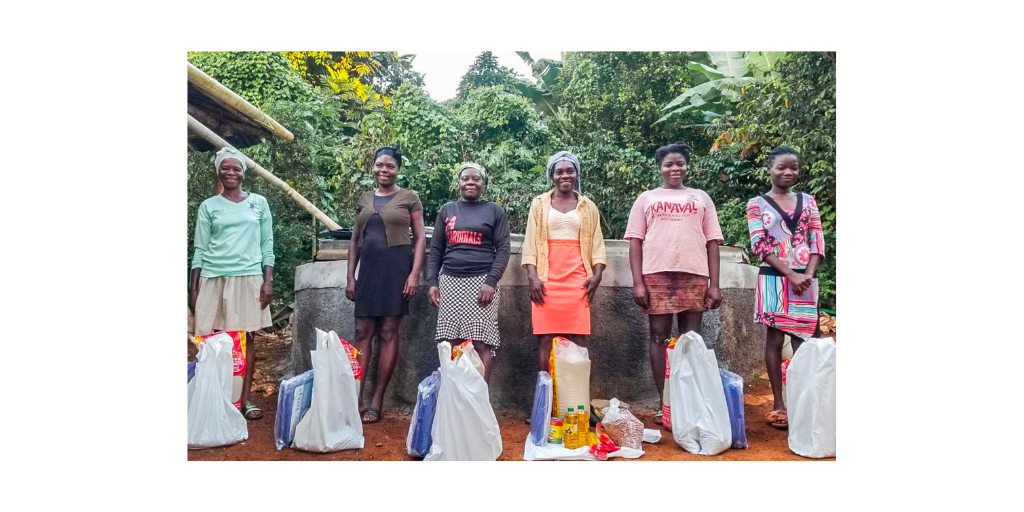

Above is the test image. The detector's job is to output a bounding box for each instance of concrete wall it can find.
[292,236,765,411]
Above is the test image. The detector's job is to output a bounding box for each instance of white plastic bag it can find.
[187,332,247,449]
[552,337,591,417]
[668,331,732,455]
[458,341,487,378]
[293,329,364,452]
[425,342,502,461]
[786,337,836,458]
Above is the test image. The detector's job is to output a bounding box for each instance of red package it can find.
[193,331,247,410]
[663,337,678,431]
[337,336,363,381]
[781,359,791,385]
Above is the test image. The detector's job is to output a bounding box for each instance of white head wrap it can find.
[215,147,247,173]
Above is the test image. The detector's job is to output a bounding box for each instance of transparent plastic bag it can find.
[407,371,441,457]
[274,370,314,450]
[719,369,748,449]
[529,372,553,446]
[601,398,645,449]
[550,337,590,418]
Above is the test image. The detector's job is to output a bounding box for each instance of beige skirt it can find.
[193,275,272,335]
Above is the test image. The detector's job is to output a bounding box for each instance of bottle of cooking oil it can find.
[563,407,578,449]
[577,405,589,447]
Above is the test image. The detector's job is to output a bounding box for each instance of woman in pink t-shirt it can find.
[624,142,724,426]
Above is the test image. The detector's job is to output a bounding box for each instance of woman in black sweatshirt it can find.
[427,163,511,383]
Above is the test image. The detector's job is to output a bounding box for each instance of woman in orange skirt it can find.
[521,151,607,372]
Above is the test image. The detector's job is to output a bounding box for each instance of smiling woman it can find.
[427,163,512,382]
[346,144,427,424]
[521,151,607,378]
[189,146,276,421]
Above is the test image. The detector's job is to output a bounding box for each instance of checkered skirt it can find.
[435,273,500,354]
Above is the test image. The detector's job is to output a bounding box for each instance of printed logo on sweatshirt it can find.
[445,215,483,245]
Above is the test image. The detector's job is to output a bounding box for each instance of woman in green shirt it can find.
[190,147,275,420]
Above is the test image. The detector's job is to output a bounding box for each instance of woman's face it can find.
[552,161,578,193]
[217,158,245,190]
[459,168,484,200]
[373,154,399,187]
[659,152,687,187]
[769,154,800,188]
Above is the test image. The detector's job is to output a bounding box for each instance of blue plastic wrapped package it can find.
[187,361,196,383]
[274,370,314,450]
[406,371,441,457]
[719,369,748,449]
[529,372,553,446]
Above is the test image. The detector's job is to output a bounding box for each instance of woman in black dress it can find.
[346,144,426,423]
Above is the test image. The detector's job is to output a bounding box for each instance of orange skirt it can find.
[532,239,590,335]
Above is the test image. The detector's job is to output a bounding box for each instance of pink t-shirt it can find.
[624,187,724,277]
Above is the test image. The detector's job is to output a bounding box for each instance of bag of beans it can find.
[601,398,645,449]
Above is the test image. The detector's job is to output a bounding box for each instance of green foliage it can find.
[514,52,563,117]
[188,51,315,107]
[710,51,837,308]
[187,51,837,314]
[557,52,714,154]
[659,51,787,124]
[456,52,521,100]
[389,83,463,221]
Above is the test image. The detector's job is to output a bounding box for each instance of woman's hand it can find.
[403,273,419,300]
[704,286,721,310]
[581,275,601,305]
[190,288,199,313]
[259,279,274,310]
[632,282,649,309]
[529,277,547,305]
[429,286,440,308]
[477,284,496,308]
[789,272,812,295]
[345,278,356,302]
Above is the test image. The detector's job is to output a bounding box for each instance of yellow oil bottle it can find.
[563,407,578,449]
[577,405,589,447]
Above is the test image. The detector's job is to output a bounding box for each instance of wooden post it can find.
[187,63,295,142]
[188,114,341,231]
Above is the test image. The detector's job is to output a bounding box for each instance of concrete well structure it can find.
[291,235,766,411]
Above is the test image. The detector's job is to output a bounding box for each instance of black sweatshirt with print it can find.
[427,199,511,288]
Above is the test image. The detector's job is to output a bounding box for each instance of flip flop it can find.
[654,409,663,425]
[362,407,382,424]
[766,410,788,429]
[243,404,263,420]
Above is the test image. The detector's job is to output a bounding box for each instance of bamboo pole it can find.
[188,114,341,230]
[187,62,295,142]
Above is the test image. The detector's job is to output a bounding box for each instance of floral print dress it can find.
[746,193,826,338]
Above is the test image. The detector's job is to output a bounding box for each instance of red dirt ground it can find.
[187,332,835,461]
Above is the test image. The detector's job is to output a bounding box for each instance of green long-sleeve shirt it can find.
[191,193,275,278]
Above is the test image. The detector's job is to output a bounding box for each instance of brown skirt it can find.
[642,272,708,315]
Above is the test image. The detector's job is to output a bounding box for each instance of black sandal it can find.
[362,407,382,424]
